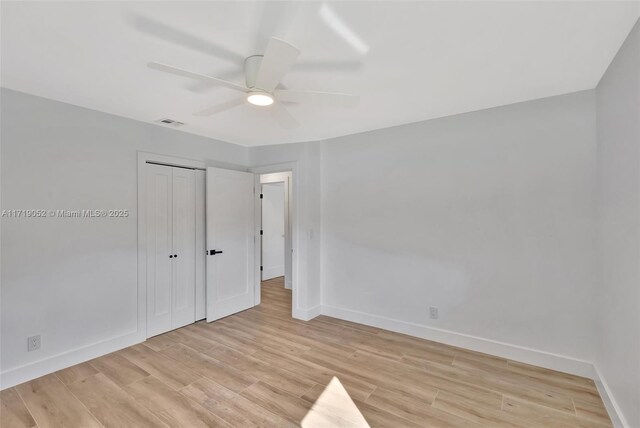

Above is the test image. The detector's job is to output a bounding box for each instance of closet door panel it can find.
[146,164,173,337]
[171,167,196,329]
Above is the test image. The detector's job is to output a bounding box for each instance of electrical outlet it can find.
[27,335,41,352]
[429,306,439,320]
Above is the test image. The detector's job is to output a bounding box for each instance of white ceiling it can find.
[2,1,638,147]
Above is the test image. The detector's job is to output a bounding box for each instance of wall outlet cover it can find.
[429,307,439,320]
[27,335,41,352]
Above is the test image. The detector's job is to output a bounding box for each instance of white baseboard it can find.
[321,305,595,379]
[0,331,143,390]
[262,267,284,281]
[293,305,322,321]
[593,365,628,428]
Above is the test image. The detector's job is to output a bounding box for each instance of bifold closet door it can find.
[146,164,173,337]
[171,167,196,329]
[146,164,196,338]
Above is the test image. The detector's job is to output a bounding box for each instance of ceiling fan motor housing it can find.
[244,55,264,89]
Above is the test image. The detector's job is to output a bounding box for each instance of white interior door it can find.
[171,167,196,329]
[146,164,173,337]
[206,167,255,322]
[261,183,285,280]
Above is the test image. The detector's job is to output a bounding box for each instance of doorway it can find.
[259,172,293,309]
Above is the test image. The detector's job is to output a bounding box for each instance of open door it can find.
[206,167,255,322]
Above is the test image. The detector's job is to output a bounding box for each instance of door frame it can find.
[260,173,292,287]
[250,162,299,317]
[137,152,205,339]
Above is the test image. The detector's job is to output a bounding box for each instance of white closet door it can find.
[146,164,173,337]
[206,167,255,322]
[171,167,196,329]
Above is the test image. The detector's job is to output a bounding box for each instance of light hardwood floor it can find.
[1,277,612,427]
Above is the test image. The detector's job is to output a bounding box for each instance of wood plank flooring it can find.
[1,277,612,427]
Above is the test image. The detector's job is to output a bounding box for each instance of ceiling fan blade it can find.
[274,89,359,108]
[293,59,363,72]
[133,15,244,64]
[271,103,299,129]
[187,68,244,93]
[253,2,288,53]
[194,97,245,116]
[254,38,301,92]
[148,62,247,93]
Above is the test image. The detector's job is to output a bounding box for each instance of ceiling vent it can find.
[156,118,185,127]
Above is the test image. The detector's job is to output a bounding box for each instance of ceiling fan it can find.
[148,37,359,129]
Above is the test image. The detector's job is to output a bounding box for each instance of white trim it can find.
[321,304,595,378]
[250,162,301,319]
[194,170,207,321]
[139,152,206,170]
[293,305,322,321]
[593,365,628,428]
[0,331,142,389]
[137,152,206,339]
[260,172,291,184]
[253,174,262,306]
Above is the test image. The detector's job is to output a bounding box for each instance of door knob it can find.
[209,250,223,255]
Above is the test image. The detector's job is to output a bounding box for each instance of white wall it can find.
[320,90,599,363]
[261,182,285,280]
[595,19,640,428]
[0,88,249,387]
[249,90,600,371]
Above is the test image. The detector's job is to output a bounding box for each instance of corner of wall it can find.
[593,364,630,428]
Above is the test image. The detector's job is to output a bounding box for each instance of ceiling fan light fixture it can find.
[247,92,274,106]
